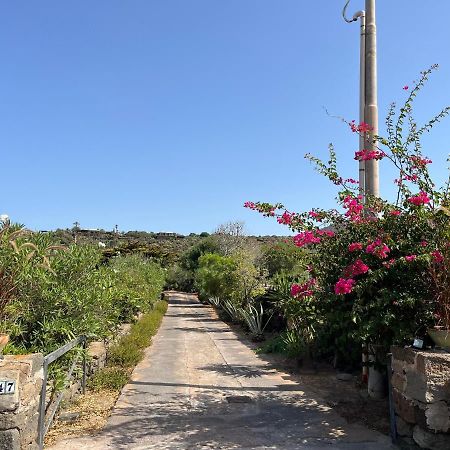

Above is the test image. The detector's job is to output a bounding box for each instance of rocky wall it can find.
[391,346,450,449]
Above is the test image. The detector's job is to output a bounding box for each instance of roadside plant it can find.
[245,66,450,362]
[222,299,243,323]
[239,303,273,341]
[208,296,222,308]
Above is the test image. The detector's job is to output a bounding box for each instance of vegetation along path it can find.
[49,292,394,449]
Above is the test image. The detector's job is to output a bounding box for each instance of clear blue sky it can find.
[1,1,449,235]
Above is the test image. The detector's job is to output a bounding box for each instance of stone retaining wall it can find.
[0,320,135,449]
[391,346,450,449]
[0,355,43,450]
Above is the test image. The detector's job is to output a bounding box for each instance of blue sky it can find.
[1,1,449,235]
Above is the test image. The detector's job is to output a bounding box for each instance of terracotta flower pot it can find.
[427,328,450,351]
[0,334,10,353]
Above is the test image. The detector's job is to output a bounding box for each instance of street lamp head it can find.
[342,0,365,23]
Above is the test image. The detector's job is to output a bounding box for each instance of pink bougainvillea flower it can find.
[404,174,419,182]
[405,255,417,262]
[345,178,359,185]
[431,250,444,264]
[407,191,431,206]
[350,121,373,134]
[317,229,335,237]
[352,259,370,276]
[366,238,390,259]
[390,210,401,216]
[382,258,396,269]
[290,279,317,298]
[343,195,364,222]
[293,231,321,247]
[308,210,323,222]
[420,241,428,247]
[403,85,409,90]
[348,242,363,252]
[410,156,432,168]
[293,229,334,247]
[277,211,293,225]
[354,149,386,161]
[334,278,355,295]
[244,201,256,209]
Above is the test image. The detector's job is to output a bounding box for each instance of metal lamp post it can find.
[343,0,379,199]
[343,0,382,399]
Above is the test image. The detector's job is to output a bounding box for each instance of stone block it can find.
[391,346,416,365]
[425,401,450,433]
[0,428,20,450]
[392,372,406,391]
[87,341,106,359]
[0,355,43,384]
[392,358,407,375]
[413,425,450,450]
[422,354,450,403]
[405,369,427,402]
[396,415,414,437]
[0,370,20,412]
[393,388,416,424]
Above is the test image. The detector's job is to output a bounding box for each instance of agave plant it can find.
[208,296,221,308]
[239,303,273,341]
[222,299,243,323]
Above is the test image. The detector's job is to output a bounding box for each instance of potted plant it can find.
[428,211,450,350]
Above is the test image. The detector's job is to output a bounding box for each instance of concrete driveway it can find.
[49,292,394,449]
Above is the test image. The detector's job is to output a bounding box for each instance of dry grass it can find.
[45,390,119,446]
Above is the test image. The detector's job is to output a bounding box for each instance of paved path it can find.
[50,292,394,449]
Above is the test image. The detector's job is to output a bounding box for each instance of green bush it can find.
[0,224,166,355]
[109,254,166,322]
[107,301,168,368]
[88,367,129,391]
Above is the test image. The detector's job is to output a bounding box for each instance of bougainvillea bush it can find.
[246,67,450,366]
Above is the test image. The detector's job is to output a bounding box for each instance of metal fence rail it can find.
[38,336,87,449]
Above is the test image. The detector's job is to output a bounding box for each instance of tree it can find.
[213,221,246,256]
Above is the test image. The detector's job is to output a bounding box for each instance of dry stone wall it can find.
[0,355,44,450]
[391,346,450,449]
[0,321,134,449]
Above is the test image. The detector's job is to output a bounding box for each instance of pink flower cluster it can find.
[410,156,432,168]
[293,231,321,247]
[349,259,370,276]
[293,229,334,248]
[343,195,363,221]
[290,278,317,298]
[348,242,363,252]
[390,210,401,216]
[382,258,396,269]
[350,121,373,133]
[308,210,323,221]
[432,251,444,264]
[407,191,431,206]
[334,278,355,295]
[277,211,294,225]
[244,201,276,216]
[405,255,417,262]
[366,238,390,259]
[354,149,385,161]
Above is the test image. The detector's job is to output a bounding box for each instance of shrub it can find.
[107,301,167,368]
[0,224,166,355]
[246,66,450,365]
[88,367,129,391]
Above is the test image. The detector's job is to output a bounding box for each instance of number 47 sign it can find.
[0,381,16,395]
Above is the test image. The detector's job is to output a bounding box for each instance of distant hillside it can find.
[49,228,288,267]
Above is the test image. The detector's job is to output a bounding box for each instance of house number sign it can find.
[0,380,15,394]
